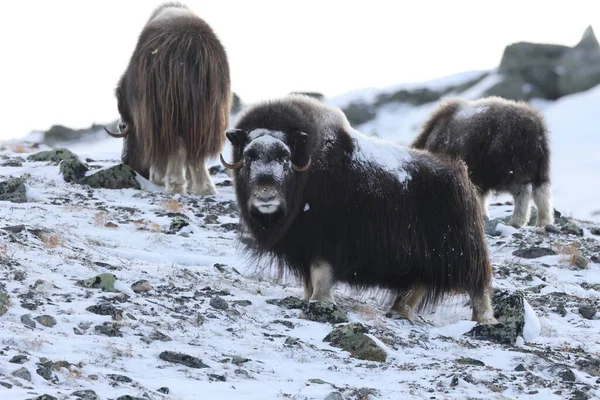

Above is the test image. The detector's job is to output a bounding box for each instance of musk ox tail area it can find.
[411,98,462,149]
[135,3,231,169]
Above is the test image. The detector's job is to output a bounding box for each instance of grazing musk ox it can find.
[221,94,497,324]
[412,96,554,228]
[105,2,231,195]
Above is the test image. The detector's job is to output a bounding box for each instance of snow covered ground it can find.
[0,72,599,400]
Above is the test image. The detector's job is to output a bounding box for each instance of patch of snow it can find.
[455,103,489,120]
[303,203,310,211]
[522,298,541,342]
[496,222,518,236]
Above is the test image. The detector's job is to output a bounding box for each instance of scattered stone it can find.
[467,290,528,345]
[104,222,118,228]
[9,355,28,364]
[149,330,172,342]
[72,389,99,400]
[208,373,226,382]
[484,219,504,237]
[34,315,57,327]
[76,273,117,292]
[273,320,295,329]
[515,364,527,371]
[266,296,306,310]
[31,395,58,400]
[86,304,122,319]
[28,148,78,164]
[559,368,577,382]
[106,374,132,383]
[0,291,9,316]
[233,300,252,307]
[159,351,209,369]
[324,392,344,400]
[116,396,145,400]
[512,247,556,259]
[579,305,597,320]
[303,300,348,324]
[456,357,485,367]
[545,224,561,234]
[94,323,122,337]
[2,159,23,167]
[562,222,584,236]
[323,322,387,362]
[80,164,141,190]
[0,381,12,388]
[36,365,53,381]
[21,314,36,329]
[59,158,89,183]
[131,280,152,293]
[590,227,600,236]
[168,217,189,234]
[12,366,31,381]
[210,296,229,310]
[572,255,589,269]
[204,214,219,224]
[0,176,28,203]
[157,387,170,394]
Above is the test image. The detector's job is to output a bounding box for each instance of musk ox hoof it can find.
[190,184,217,196]
[475,315,499,325]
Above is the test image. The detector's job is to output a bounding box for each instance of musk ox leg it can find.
[188,161,217,196]
[388,285,427,323]
[508,184,532,228]
[532,182,554,227]
[308,260,335,302]
[303,278,313,300]
[469,289,497,324]
[164,147,188,194]
[149,165,166,186]
[477,190,491,219]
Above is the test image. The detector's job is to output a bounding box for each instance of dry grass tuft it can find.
[93,212,107,227]
[40,233,63,249]
[555,243,581,265]
[164,198,184,213]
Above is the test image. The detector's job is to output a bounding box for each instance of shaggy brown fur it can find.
[109,2,231,194]
[412,96,554,228]
[224,95,497,324]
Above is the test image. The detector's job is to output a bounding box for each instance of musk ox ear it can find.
[225,129,248,148]
[290,131,311,172]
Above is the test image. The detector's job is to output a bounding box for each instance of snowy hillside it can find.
[328,71,600,223]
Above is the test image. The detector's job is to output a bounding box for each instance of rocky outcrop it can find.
[557,26,600,96]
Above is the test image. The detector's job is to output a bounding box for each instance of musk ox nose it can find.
[250,186,283,215]
[254,188,277,202]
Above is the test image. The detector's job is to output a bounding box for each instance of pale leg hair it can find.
[508,184,532,228]
[478,190,490,219]
[306,260,335,302]
[164,146,188,195]
[188,161,217,196]
[532,182,554,227]
[469,288,497,324]
[389,285,427,323]
[149,165,166,187]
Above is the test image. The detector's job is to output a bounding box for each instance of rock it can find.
[210,295,229,310]
[324,392,345,400]
[375,87,441,107]
[41,123,108,146]
[233,300,252,307]
[266,296,306,310]
[209,373,227,382]
[157,387,170,394]
[342,101,377,126]
[483,75,547,101]
[303,301,348,324]
[512,247,556,259]
[116,396,145,400]
[545,224,561,234]
[0,291,9,316]
[149,330,172,342]
[72,389,99,400]
[131,280,152,293]
[168,217,189,233]
[572,255,589,269]
[0,381,12,388]
[28,148,78,164]
[9,355,28,364]
[34,315,57,327]
[273,320,295,329]
[515,364,527,372]
[562,222,584,236]
[12,366,31,381]
[590,227,600,236]
[466,290,528,345]
[2,159,23,167]
[94,323,122,337]
[323,322,387,362]
[579,305,597,319]
[559,367,577,382]
[106,373,132,383]
[36,365,53,381]
[31,395,58,400]
[0,176,28,203]
[80,164,141,190]
[159,351,209,369]
[484,219,504,237]
[21,314,36,328]
[204,214,219,224]
[76,273,117,291]
[456,357,485,366]
[105,222,118,228]
[59,159,89,183]
[558,26,600,96]
[86,304,122,319]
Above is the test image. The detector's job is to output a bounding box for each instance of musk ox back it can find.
[412,96,553,228]
[221,94,497,324]
[106,2,231,195]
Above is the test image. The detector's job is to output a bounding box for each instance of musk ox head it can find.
[221,128,311,229]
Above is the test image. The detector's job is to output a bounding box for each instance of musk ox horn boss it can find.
[222,94,497,325]
[105,2,231,195]
[412,96,554,228]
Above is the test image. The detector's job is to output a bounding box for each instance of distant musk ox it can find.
[105,2,231,195]
[412,96,553,228]
[221,94,497,324]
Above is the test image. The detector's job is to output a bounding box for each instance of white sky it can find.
[1,0,599,140]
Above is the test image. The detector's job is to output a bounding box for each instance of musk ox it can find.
[105,2,231,195]
[411,96,554,228]
[221,94,497,324]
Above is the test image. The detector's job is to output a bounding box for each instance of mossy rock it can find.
[27,148,78,164]
[76,273,117,292]
[80,164,140,190]
[303,300,348,324]
[0,176,27,203]
[0,291,9,316]
[59,159,89,183]
[323,322,387,362]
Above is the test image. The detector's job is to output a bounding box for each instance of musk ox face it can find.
[222,128,311,227]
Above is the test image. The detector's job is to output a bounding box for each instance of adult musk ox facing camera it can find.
[412,96,554,228]
[105,2,231,195]
[221,94,497,324]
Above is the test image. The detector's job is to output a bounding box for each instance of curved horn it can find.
[292,156,311,172]
[104,125,129,138]
[220,153,243,170]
